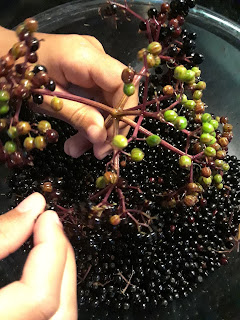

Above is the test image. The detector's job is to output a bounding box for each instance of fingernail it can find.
[66,141,82,158]
[52,212,63,228]
[87,125,105,143]
[17,193,41,213]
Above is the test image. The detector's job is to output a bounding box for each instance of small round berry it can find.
[0,118,7,131]
[216,183,223,190]
[187,182,200,193]
[196,81,206,90]
[112,135,128,149]
[222,163,230,171]
[146,53,156,68]
[154,56,161,67]
[191,52,204,65]
[37,120,51,134]
[20,79,32,91]
[184,195,198,206]
[176,93,187,103]
[216,150,226,159]
[34,136,47,150]
[24,18,38,33]
[174,116,187,130]
[209,136,216,145]
[223,123,233,132]
[137,48,147,61]
[202,122,214,133]
[16,121,31,135]
[45,129,59,143]
[183,70,195,82]
[110,215,121,226]
[51,97,63,111]
[213,174,223,184]
[104,171,118,184]
[28,52,38,63]
[218,137,229,148]
[164,110,178,123]
[28,37,39,52]
[131,148,144,162]
[4,141,17,154]
[191,66,201,77]
[0,90,10,102]
[201,167,211,178]
[194,102,205,114]
[174,65,187,81]
[179,155,192,168]
[183,100,196,110]
[123,83,135,96]
[204,147,216,157]
[33,94,43,105]
[96,176,107,189]
[7,126,18,139]
[209,119,219,130]
[146,135,161,147]
[147,42,162,55]
[46,79,56,91]
[220,116,228,124]
[215,159,223,167]
[0,104,9,115]
[33,65,47,74]
[202,176,212,185]
[148,8,158,18]
[201,113,212,123]
[11,42,27,59]
[163,85,174,95]
[161,3,170,13]
[193,90,203,100]
[41,182,53,193]
[121,67,135,84]
[139,21,147,31]
[23,137,35,151]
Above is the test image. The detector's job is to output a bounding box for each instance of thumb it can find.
[0,193,46,260]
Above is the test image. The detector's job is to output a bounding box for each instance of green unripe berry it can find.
[203,176,212,185]
[0,90,10,102]
[210,119,219,130]
[123,83,135,96]
[191,67,201,77]
[147,41,162,55]
[213,174,223,184]
[96,176,107,189]
[204,147,216,157]
[23,137,35,151]
[210,131,216,137]
[196,81,206,90]
[131,148,144,162]
[174,65,187,81]
[183,100,196,110]
[200,133,212,144]
[222,163,230,171]
[164,110,178,123]
[216,183,223,189]
[112,135,128,149]
[198,176,203,184]
[215,116,220,122]
[176,94,188,104]
[37,120,51,134]
[209,136,216,145]
[7,126,18,139]
[34,136,47,150]
[0,104,9,115]
[201,113,212,123]
[184,70,195,82]
[174,116,188,130]
[215,159,223,167]
[4,141,17,154]
[146,135,161,147]
[179,155,192,169]
[154,56,161,67]
[202,122,214,133]
[193,90,203,100]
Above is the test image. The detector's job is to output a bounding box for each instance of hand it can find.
[36,33,139,159]
[0,193,77,320]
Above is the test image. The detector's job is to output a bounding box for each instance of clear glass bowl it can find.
[1,1,240,319]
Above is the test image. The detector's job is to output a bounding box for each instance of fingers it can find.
[50,244,77,320]
[64,131,92,158]
[0,210,68,320]
[0,193,46,260]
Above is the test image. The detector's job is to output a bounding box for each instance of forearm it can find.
[0,27,18,56]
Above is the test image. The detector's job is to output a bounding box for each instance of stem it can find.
[33,89,115,115]
[189,163,194,183]
[13,100,22,123]
[110,1,145,22]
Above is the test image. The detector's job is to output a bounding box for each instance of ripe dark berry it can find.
[191,53,204,65]
[32,94,43,105]
[147,8,158,18]
[33,64,47,74]
[45,80,56,92]
[139,21,147,31]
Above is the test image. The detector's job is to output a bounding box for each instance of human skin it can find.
[0,26,139,159]
[0,193,78,320]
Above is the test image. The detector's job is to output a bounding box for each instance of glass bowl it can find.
[1,1,240,319]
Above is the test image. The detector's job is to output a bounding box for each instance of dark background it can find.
[0,0,240,29]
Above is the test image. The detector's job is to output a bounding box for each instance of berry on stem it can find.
[131,148,144,162]
[112,135,128,149]
[146,135,161,147]
[179,155,192,168]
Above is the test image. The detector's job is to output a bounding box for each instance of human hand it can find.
[0,193,77,320]
[36,33,139,159]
